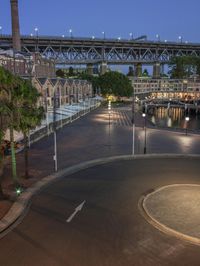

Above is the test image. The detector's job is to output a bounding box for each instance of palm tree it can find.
[17,80,44,178]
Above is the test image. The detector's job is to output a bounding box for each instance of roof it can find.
[37,78,47,86]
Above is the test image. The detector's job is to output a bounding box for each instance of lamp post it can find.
[156,34,160,42]
[69,29,73,38]
[108,100,111,146]
[129,32,133,40]
[185,116,189,135]
[102,31,105,40]
[53,92,58,171]
[132,86,135,155]
[0,26,2,36]
[178,36,183,43]
[142,113,147,154]
[34,27,39,52]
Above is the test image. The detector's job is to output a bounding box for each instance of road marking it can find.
[66,200,86,223]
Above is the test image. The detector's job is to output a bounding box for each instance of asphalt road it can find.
[4,105,200,182]
[1,158,200,266]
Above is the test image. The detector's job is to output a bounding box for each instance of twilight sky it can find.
[1,0,200,42]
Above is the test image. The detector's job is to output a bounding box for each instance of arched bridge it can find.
[1,35,200,65]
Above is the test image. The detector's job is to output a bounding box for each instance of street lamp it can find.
[117,37,121,41]
[132,86,135,155]
[142,113,147,154]
[62,34,65,38]
[0,26,2,36]
[53,92,58,171]
[92,36,95,40]
[108,100,111,126]
[185,116,189,135]
[30,33,33,37]
[34,27,39,37]
[34,27,39,52]
[178,36,183,43]
[102,31,105,39]
[69,29,73,38]
[156,34,160,42]
[129,32,133,40]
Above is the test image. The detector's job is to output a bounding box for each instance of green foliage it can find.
[169,56,200,78]
[127,66,134,76]
[142,69,149,77]
[0,66,44,182]
[98,71,132,97]
[77,73,100,94]
[56,69,65,78]
[68,66,74,77]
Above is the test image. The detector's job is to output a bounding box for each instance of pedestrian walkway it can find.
[8,98,101,143]
[142,184,200,245]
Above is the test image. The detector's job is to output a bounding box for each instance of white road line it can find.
[66,201,86,223]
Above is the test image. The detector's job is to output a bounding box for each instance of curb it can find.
[139,184,200,246]
[1,154,200,238]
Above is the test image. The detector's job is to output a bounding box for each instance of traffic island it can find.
[141,184,200,246]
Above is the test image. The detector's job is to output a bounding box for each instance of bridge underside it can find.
[1,35,200,65]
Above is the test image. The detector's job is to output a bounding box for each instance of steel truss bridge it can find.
[1,35,200,65]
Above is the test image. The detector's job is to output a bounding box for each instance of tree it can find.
[98,71,132,97]
[0,93,10,198]
[77,73,100,95]
[56,69,65,78]
[142,69,149,77]
[0,67,21,186]
[168,56,200,78]
[17,80,44,178]
[127,66,134,77]
[68,67,74,77]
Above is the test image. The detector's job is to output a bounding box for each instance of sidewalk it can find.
[142,184,200,245]
[0,99,101,220]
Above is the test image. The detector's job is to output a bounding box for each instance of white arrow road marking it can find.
[66,200,86,223]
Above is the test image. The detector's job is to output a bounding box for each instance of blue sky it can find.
[1,0,200,42]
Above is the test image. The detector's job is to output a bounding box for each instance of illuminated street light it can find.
[185,116,189,135]
[102,31,105,39]
[15,186,23,196]
[92,36,95,40]
[30,33,33,37]
[142,113,147,154]
[0,26,2,36]
[69,29,73,38]
[62,34,65,38]
[164,40,167,43]
[156,34,160,42]
[129,32,133,40]
[178,35,183,43]
[34,27,39,37]
[117,37,121,41]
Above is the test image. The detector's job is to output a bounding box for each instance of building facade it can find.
[32,77,93,109]
[0,51,56,78]
[132,77,200,100]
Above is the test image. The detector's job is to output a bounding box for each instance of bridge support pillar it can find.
[100,62,107,75]
[153,62,161,78]
[134,63,142,77]
[86,63,94,75]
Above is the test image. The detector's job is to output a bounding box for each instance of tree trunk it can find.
[10,121,18,184]
[24,133,29,179]
[0,153,5,199]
